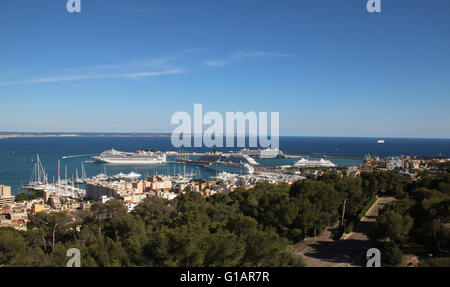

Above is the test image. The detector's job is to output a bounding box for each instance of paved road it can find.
[295,197,395,267]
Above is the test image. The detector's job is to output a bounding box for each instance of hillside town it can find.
[1,155,449,232]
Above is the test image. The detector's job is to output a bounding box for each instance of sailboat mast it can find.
[81,162,86,180]
[36,154,40,184]
[58,160,61,186]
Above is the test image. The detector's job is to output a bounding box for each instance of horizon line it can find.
[0,131,449,140]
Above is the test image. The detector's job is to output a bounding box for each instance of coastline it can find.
[1,134,448,159]
[2,133,449,140]
[284,154,363,160]
[0,133,173,139]
[0,134,80,139]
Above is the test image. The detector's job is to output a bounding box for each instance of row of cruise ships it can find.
[92,148,337,174]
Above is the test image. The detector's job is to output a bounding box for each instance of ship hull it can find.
[93,149,166,165]
[207,163,254,174]
[93,157,166,165]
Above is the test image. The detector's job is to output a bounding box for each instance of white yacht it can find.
[293,158,337,167]
[208,161,255,175]
[93,149,166,165]
[122,171,142,179]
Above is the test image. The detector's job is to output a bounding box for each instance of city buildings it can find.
[0,184,14,207]
[362,155,449,178]
[85,175,175,210]
[388,156,404,170]
[1,154,447,232]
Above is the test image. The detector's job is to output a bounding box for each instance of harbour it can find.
[1,136,449,195]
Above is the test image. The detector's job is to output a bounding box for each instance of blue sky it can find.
[0,0,449,138]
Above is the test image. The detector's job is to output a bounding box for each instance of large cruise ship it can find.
[293,158,337,167]
[93,149,166,164]
[207,161,255,175]
[240,147,286,159]
[198,152,259,165]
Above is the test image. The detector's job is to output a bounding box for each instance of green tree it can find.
[371,209,413,243]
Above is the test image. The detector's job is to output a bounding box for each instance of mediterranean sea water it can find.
[0,136,449,195]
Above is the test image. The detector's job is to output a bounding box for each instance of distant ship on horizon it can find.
[377,140,385,144]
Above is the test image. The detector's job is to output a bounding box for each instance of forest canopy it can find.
[1,170,448,267]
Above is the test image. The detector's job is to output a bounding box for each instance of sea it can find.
[0,136,449,195]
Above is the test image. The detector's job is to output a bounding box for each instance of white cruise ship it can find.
[198,152,259,165]
[207,161,255,175]
[293,158,337,167]
[93,149,166,165]
[240,148,286,159]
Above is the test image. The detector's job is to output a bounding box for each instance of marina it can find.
[22,154,86,199]
[17,146,345,199]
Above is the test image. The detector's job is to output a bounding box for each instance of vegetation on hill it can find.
[14,190,44,202]
[1,169,448,267]
[370,172,450,266]
[0,193,304,267]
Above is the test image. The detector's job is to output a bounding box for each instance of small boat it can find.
[377,140,385,144]
[123,171,142,179]
[113,172,126,179]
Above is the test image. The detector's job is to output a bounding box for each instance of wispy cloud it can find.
[184,48,210,54]
[204,50,295,68]
[1,50,294,86]
[230,50,296,60]
[121,5,159,16]
[131,56,176,68]
[0,55,183,87]
[204,60,229,67]
[61,64,121,73]
[0,69,182,87]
